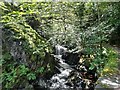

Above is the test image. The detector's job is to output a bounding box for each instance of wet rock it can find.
[63,52,80,65]
[81,80,86,89]
[66,70,82,88]
[95,74,120,89]
[51,45,99,90]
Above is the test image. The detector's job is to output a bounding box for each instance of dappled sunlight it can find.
[1,1,120,90]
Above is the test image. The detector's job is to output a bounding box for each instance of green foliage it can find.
[36,67,44,73]
[18,65,29,76]
[1,2,53,88]
[74,2,119,75]
[27,73,36,80]
[101,47,118,75]
[1,1,119,89]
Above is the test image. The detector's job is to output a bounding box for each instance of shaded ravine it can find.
[46,44,97,90]
[31,44,99,90]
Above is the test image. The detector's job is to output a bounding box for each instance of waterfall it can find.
[46,44,97,90]
[55,44,67,55]
[48,45,80,89]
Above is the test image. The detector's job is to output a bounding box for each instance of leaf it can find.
[19,65,29,76]
[3,52,11,60]
[27,73,36,80]
[36,67,44,73]
[89,64,95,70]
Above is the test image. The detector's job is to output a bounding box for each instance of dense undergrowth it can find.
[0,1,120,89]
[101,47,119,76]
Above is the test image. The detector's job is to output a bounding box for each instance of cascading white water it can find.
[55,44,67,55]
[47,45,96,90]
[49,45,81,89]
[50,69,72,89]
[49,45,73,89]
[29,44,97,90]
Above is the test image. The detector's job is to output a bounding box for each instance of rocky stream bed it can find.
[30,44,99,90]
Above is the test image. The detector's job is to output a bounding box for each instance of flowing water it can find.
[49,55,73,89]
[36,44,97,90]
[48,45,83,89]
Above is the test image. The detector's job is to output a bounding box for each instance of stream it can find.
[47,44,96,90]
[33,44,98,90]
[47,45,80,89]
